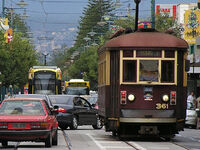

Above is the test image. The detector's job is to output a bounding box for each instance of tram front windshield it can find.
[34,72,56,94]
[139,60,158,82]
[65,87,89,95]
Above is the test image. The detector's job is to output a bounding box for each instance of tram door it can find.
[110,51,120,119]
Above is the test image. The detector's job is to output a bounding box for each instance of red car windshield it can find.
[0,100,45,115]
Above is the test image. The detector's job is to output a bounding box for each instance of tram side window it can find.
[161,60,174,82]
[123,60,136,82]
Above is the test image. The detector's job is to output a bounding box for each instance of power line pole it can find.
[151,0,155,29]
[134,0,141,32]
[2,0,5,17]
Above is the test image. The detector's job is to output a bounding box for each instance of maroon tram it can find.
[98,28,189,140]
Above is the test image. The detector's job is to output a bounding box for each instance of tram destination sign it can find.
[68,83,86,87]
[137,50,161,57]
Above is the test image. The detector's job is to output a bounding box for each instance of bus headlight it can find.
[128,94,135,102]
[162,94,169,102]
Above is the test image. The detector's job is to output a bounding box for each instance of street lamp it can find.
[43,52,49,66]
[84,36,91,49]
[83,36,91,42]
[134,0,141,31]
[17,0,28,8]
[88,31,96,37]
[21,9,29,20]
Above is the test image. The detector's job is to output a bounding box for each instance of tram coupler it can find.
[138,126,159,135]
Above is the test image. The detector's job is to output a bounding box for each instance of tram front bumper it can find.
[119,117,176,123]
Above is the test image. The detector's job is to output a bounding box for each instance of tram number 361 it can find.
[156,103,169,109]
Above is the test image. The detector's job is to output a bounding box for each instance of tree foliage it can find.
[155,13,182,37]
[0,32,38,88]
[51,0,113,90]
[68,46,98,90]
[113,16,135,30]
[0,11,38,88]
[75,0,114,48]
[6,12,29,38]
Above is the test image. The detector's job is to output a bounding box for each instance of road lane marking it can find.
[99,141,125,144]
[104,146,133,149]
[87,134,133,149]
[127,142,147,150]
[87,133,106,150]
[148,147,169,149]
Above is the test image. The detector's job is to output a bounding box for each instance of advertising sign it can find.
[156,4,177,18]
[184,10,200,45]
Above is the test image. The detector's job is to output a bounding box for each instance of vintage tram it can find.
[98,28,189,139]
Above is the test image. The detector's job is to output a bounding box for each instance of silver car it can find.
[185,101,197,128]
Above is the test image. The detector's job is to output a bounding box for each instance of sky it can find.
[0,0,198,55]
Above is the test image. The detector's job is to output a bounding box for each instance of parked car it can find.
[48,95,103,130]
[87,94,98,109]
[0,98,58,147]
[185,101,198,128]
[12,94,53,108]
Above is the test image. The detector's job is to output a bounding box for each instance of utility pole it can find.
[43,53,49,66]
[134,0,141,32]
[2,0,5,17]
[151,0,155,29]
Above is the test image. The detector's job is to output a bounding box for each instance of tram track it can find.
[170,141,189,150]
[62,129,72,150]
[122,139,189,150]
[124,141,143,150]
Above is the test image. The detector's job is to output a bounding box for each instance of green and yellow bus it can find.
[65,79,90,95]
[28,66,62,94]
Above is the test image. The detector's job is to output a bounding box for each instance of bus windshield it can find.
[65,87,89,95]
[34,73,56,94]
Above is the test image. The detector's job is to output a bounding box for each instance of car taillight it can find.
[120,91,127,105]
[58,107,67,113]
[170,91,176,105]
[30,122,49,129]
[30,122,41,129]
[0,123,8,129]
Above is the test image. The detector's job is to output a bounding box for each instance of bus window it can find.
[139,60,158,82]
[161,60,174,82]
[123,60,136,82]
[66,87,89,95]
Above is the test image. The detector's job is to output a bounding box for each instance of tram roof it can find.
[100,30,188,52]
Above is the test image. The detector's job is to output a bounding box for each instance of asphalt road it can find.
[0,126,200,150]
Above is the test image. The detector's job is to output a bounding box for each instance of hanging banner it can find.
[184,10,200,45]
[0,18,9,31]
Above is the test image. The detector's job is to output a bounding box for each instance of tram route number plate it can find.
[156,103,169,109]
[12,123,26,128]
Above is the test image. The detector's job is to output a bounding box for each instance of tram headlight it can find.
[128,94,135,102]
[162,94,169,102]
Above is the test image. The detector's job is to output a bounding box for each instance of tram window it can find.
[123,60,136,82]
[161,60,174,82]
[165,51,175,58]
[139,60,158,82]
[136,50,161,57]
[123,50,133,57]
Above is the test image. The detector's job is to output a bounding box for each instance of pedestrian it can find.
[187,91,197,108]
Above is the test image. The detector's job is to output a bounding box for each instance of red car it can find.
[0,98,58,147]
